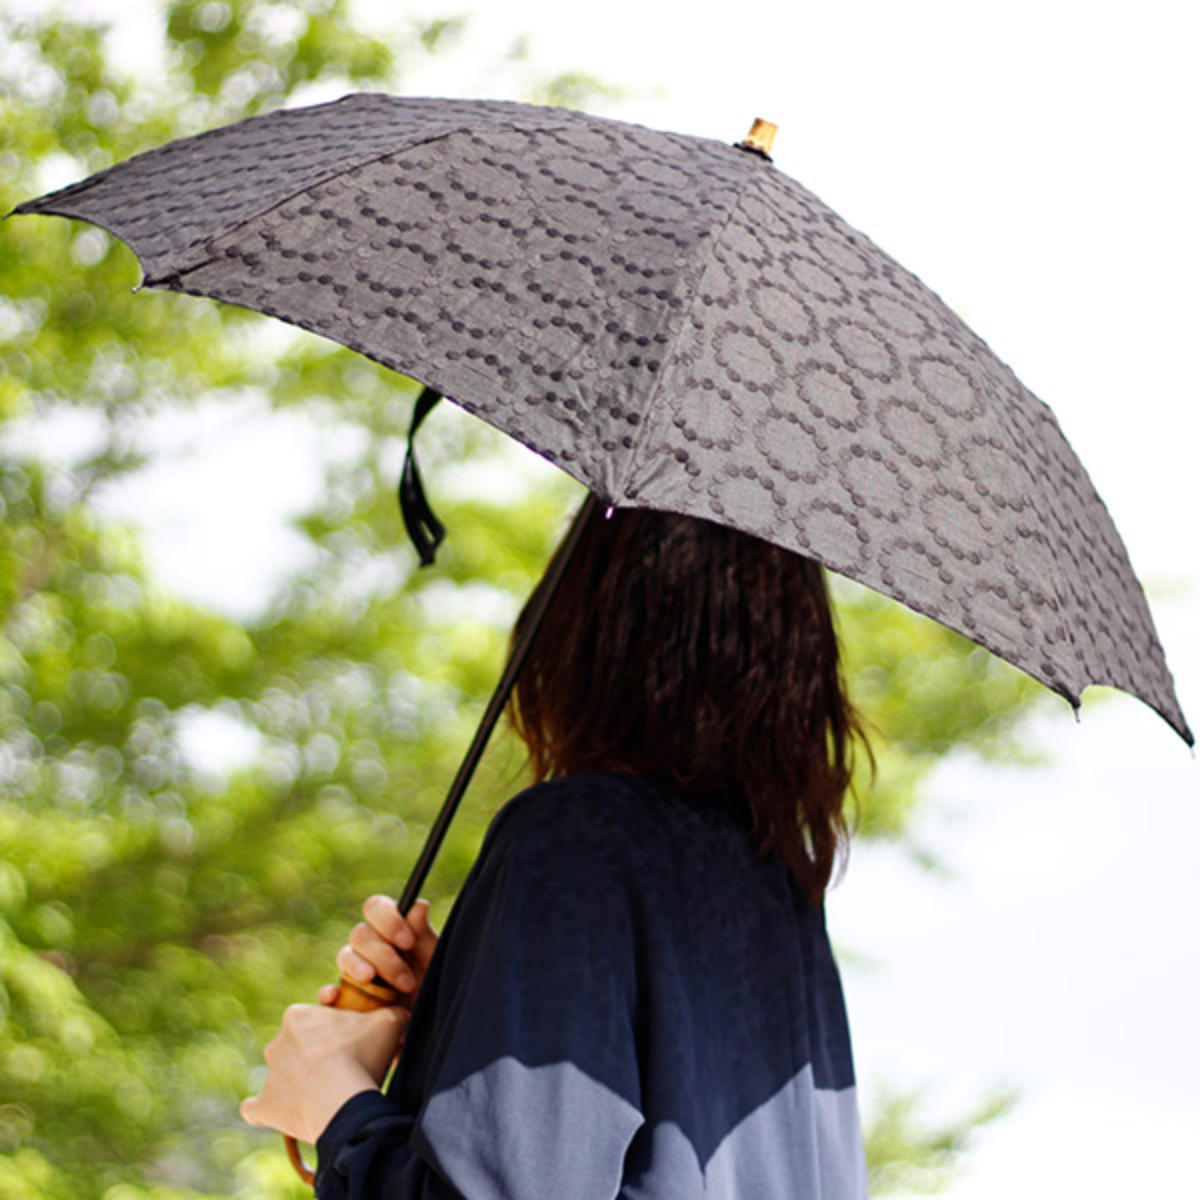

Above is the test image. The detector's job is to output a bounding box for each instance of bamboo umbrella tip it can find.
[738,118,778,159]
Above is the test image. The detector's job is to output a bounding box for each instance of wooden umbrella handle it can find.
[283,972,404,1185]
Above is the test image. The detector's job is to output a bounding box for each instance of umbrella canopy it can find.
[12,93,1190,744]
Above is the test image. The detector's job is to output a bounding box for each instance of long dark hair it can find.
[508,503,864,903]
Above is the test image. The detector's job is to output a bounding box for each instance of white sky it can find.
[10,0,1200,1195]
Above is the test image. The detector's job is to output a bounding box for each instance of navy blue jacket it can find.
[315,773,866,1198]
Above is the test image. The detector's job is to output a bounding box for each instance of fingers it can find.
[336,940,375,986]
[360,895,413,949]
[362,897,438,961]
[400,899,438,971]
[340,929,414,991]
[330,896,441,997]
[341,896,438,989]
[318,983,340,1006]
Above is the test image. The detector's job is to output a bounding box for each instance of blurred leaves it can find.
[866,1088,1016,1195]
[0,3,1046,1195]
[164,0,395,118]
[836,576,1045,843]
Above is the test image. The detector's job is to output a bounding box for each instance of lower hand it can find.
[240,1002,408,1143]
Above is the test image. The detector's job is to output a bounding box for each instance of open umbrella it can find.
[14,95,1187,734]
[12,93,1192,1177]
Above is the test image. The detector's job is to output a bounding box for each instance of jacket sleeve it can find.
[314,1089,460,1199]
[314,786,646,1200]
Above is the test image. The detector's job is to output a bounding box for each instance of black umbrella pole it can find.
[396,491,601,914]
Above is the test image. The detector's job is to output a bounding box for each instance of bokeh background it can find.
[2,2,1196,1197]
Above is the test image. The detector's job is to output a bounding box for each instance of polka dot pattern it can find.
[17,93,1190,742]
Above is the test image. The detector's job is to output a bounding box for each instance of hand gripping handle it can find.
[284,973,403,1185]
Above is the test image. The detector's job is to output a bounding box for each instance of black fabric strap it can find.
[399,386,446,566]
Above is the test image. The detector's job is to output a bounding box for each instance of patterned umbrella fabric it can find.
[14,94,1191,743]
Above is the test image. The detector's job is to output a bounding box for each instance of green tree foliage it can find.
[0,5,1044,1195]
[863,1088,1015,1196]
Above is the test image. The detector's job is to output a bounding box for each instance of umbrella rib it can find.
[973,373,1090,697]
[613,163,768,504]
[146,118,583,286]
[143,130,473,285]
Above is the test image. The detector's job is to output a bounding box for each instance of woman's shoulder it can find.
[490,772,738,849]
[499,771,661,824]
[481,773,666,864]
[478,772,782,906]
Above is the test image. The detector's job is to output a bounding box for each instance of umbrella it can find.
[13,93,1192,1183]
[12,88,1192,875]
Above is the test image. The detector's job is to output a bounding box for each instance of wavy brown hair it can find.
[508,503,865,903]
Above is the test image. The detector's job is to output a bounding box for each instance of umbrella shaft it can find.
[397,491,601,912]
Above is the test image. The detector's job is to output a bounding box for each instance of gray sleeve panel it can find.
[420,1056,643,1200]
[317,1063,865,1200]
[622,1068,867,1200]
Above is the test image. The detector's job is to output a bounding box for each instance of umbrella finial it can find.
[738,118,778,160]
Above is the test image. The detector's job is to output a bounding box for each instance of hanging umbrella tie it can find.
[399,385,446,566]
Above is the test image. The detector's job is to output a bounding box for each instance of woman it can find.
[242,505,870,1198]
